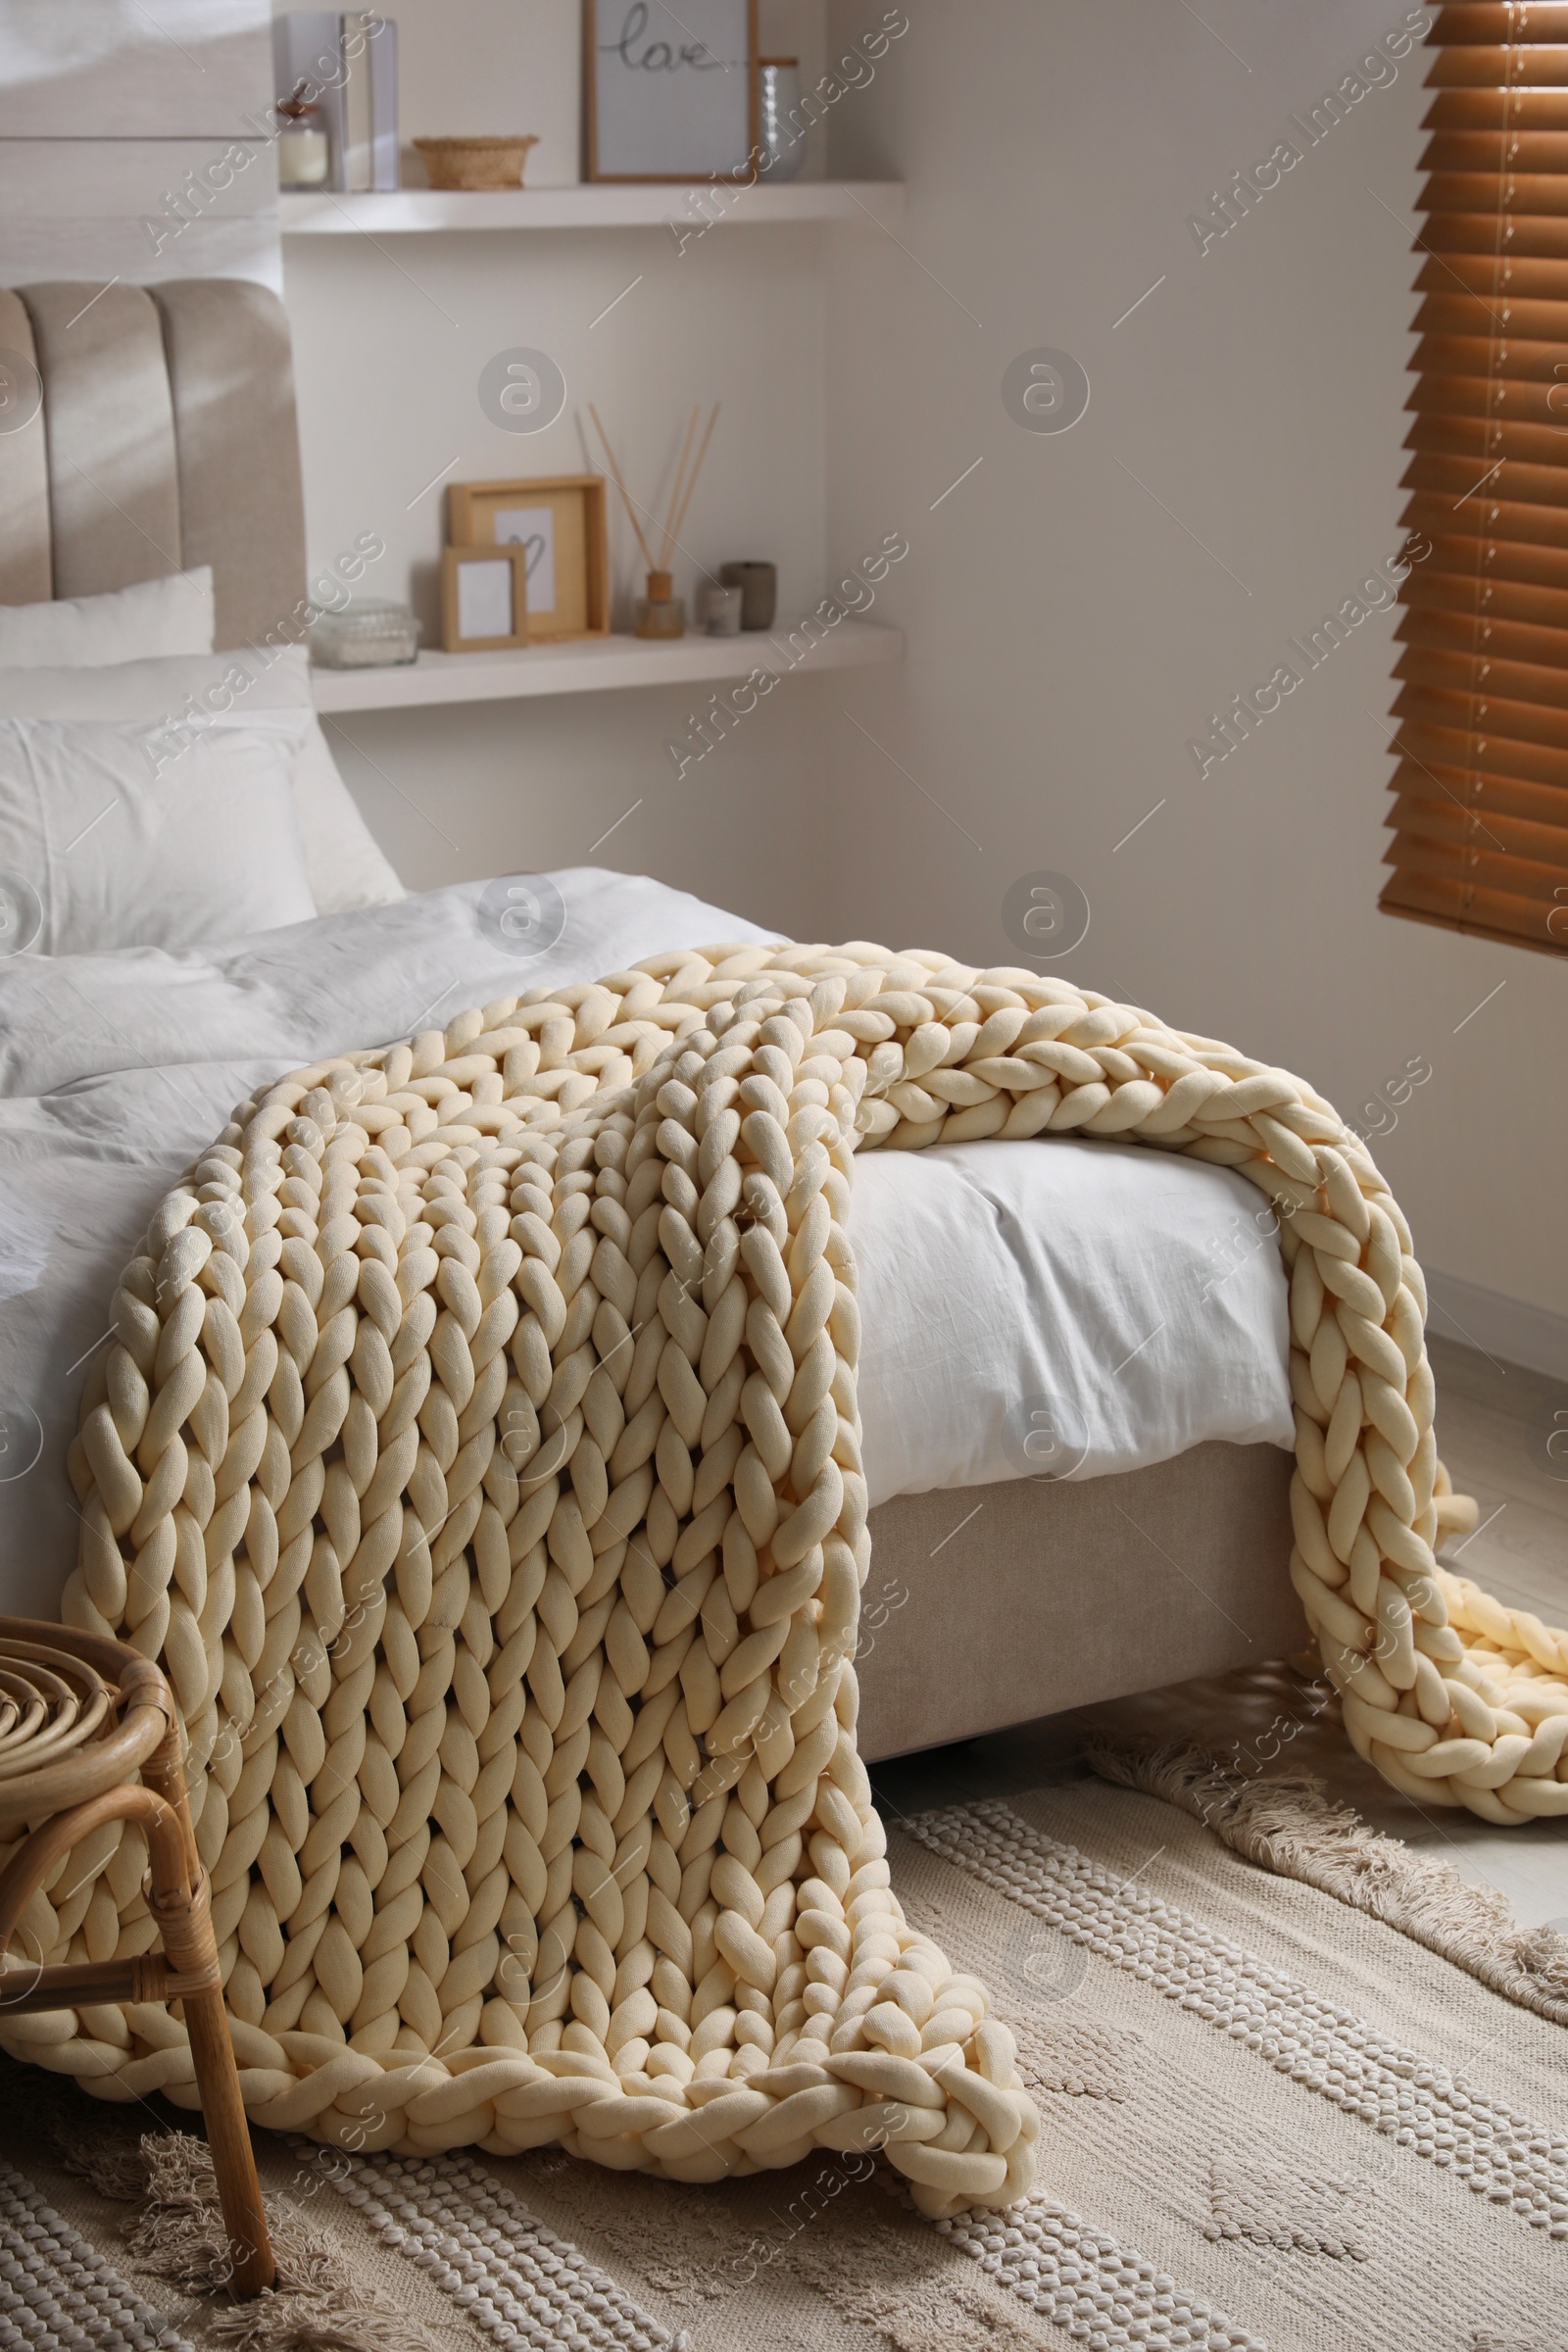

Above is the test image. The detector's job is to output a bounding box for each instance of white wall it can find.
[0,1,279,289]
[820,0,1567,1324]
[388,0,582,187]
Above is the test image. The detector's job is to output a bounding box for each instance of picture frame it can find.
[584,0,759,186]
[448,474,610,642]
[440,544,530,653]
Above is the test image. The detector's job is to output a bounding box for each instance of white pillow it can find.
[0,570,215,667]
[0,645,405,914]
[0,714,317,954]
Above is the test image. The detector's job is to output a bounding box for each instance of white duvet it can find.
[0,869,1291,1618]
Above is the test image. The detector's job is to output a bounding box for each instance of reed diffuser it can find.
[589,403,720,639]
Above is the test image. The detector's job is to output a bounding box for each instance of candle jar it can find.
[279,124,329,186]
[701,583,743,636]
[276,83,330,188]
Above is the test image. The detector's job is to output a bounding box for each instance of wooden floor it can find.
[873,1335,1568,1930]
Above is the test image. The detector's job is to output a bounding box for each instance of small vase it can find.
[634,568,685,639]
[759,60,805,181]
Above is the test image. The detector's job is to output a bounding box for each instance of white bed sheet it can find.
[0,870,1290,1619]
[852,1141,1292,1505]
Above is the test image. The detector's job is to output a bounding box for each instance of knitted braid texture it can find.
[9,940,1563,2210]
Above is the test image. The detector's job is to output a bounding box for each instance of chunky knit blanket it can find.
[14,939,1565,2209]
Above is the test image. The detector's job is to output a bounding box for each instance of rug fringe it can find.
[42,2099,149,2204]
[1083,1737,1568,2028]
[37,2098,435,2352]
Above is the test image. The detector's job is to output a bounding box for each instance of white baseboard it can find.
[1424,1270,1568,1383]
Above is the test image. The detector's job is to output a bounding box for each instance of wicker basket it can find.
[413,135,540,190]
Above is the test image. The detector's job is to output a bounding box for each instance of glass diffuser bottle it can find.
[634,568,685,639]
[590,402,720,648]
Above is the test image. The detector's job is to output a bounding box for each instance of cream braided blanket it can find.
[10,939,1565,2209]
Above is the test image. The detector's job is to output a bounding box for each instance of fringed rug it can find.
[7,1770,1561,2352]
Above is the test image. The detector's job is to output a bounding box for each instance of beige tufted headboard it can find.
[0,278,307,653]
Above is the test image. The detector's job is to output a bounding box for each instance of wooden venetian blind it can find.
[1385,1,1568,955]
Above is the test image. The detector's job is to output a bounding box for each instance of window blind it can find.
[1384,0,1568,955]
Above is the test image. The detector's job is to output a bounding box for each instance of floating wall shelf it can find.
[310,619,903,712]
[279,182,906,234]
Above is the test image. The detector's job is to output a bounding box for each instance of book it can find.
[365,15,400,192]
[341,14,373,192]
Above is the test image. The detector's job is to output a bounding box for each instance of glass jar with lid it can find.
[277,81,330,189]
[310,601,421,668]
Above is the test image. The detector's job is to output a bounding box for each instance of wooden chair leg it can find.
[143,1740,276,2297]
[0,1630,276,2297]
[181,1976,276,2297]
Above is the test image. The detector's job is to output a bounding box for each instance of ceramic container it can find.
[718,560,777,630]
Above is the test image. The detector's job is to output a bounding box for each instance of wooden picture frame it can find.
[448,474,610,642]
[440,545,530,652]
[584,0,759,185]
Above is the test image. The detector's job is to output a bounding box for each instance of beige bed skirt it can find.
[857,1442,1301,1761]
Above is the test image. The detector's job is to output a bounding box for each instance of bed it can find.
[0,277,1304,1769]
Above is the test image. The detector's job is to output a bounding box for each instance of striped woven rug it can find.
[3,1765,1561,2352]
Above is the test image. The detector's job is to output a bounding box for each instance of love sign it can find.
[586,0,759,182]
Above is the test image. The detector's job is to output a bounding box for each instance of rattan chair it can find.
[0,1619,273,2295]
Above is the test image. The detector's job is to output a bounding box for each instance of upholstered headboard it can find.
[0,278,306,652]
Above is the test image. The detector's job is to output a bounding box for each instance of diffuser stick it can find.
[661,404,701,567]
[588,405,657,572]
[667,403,720,552]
